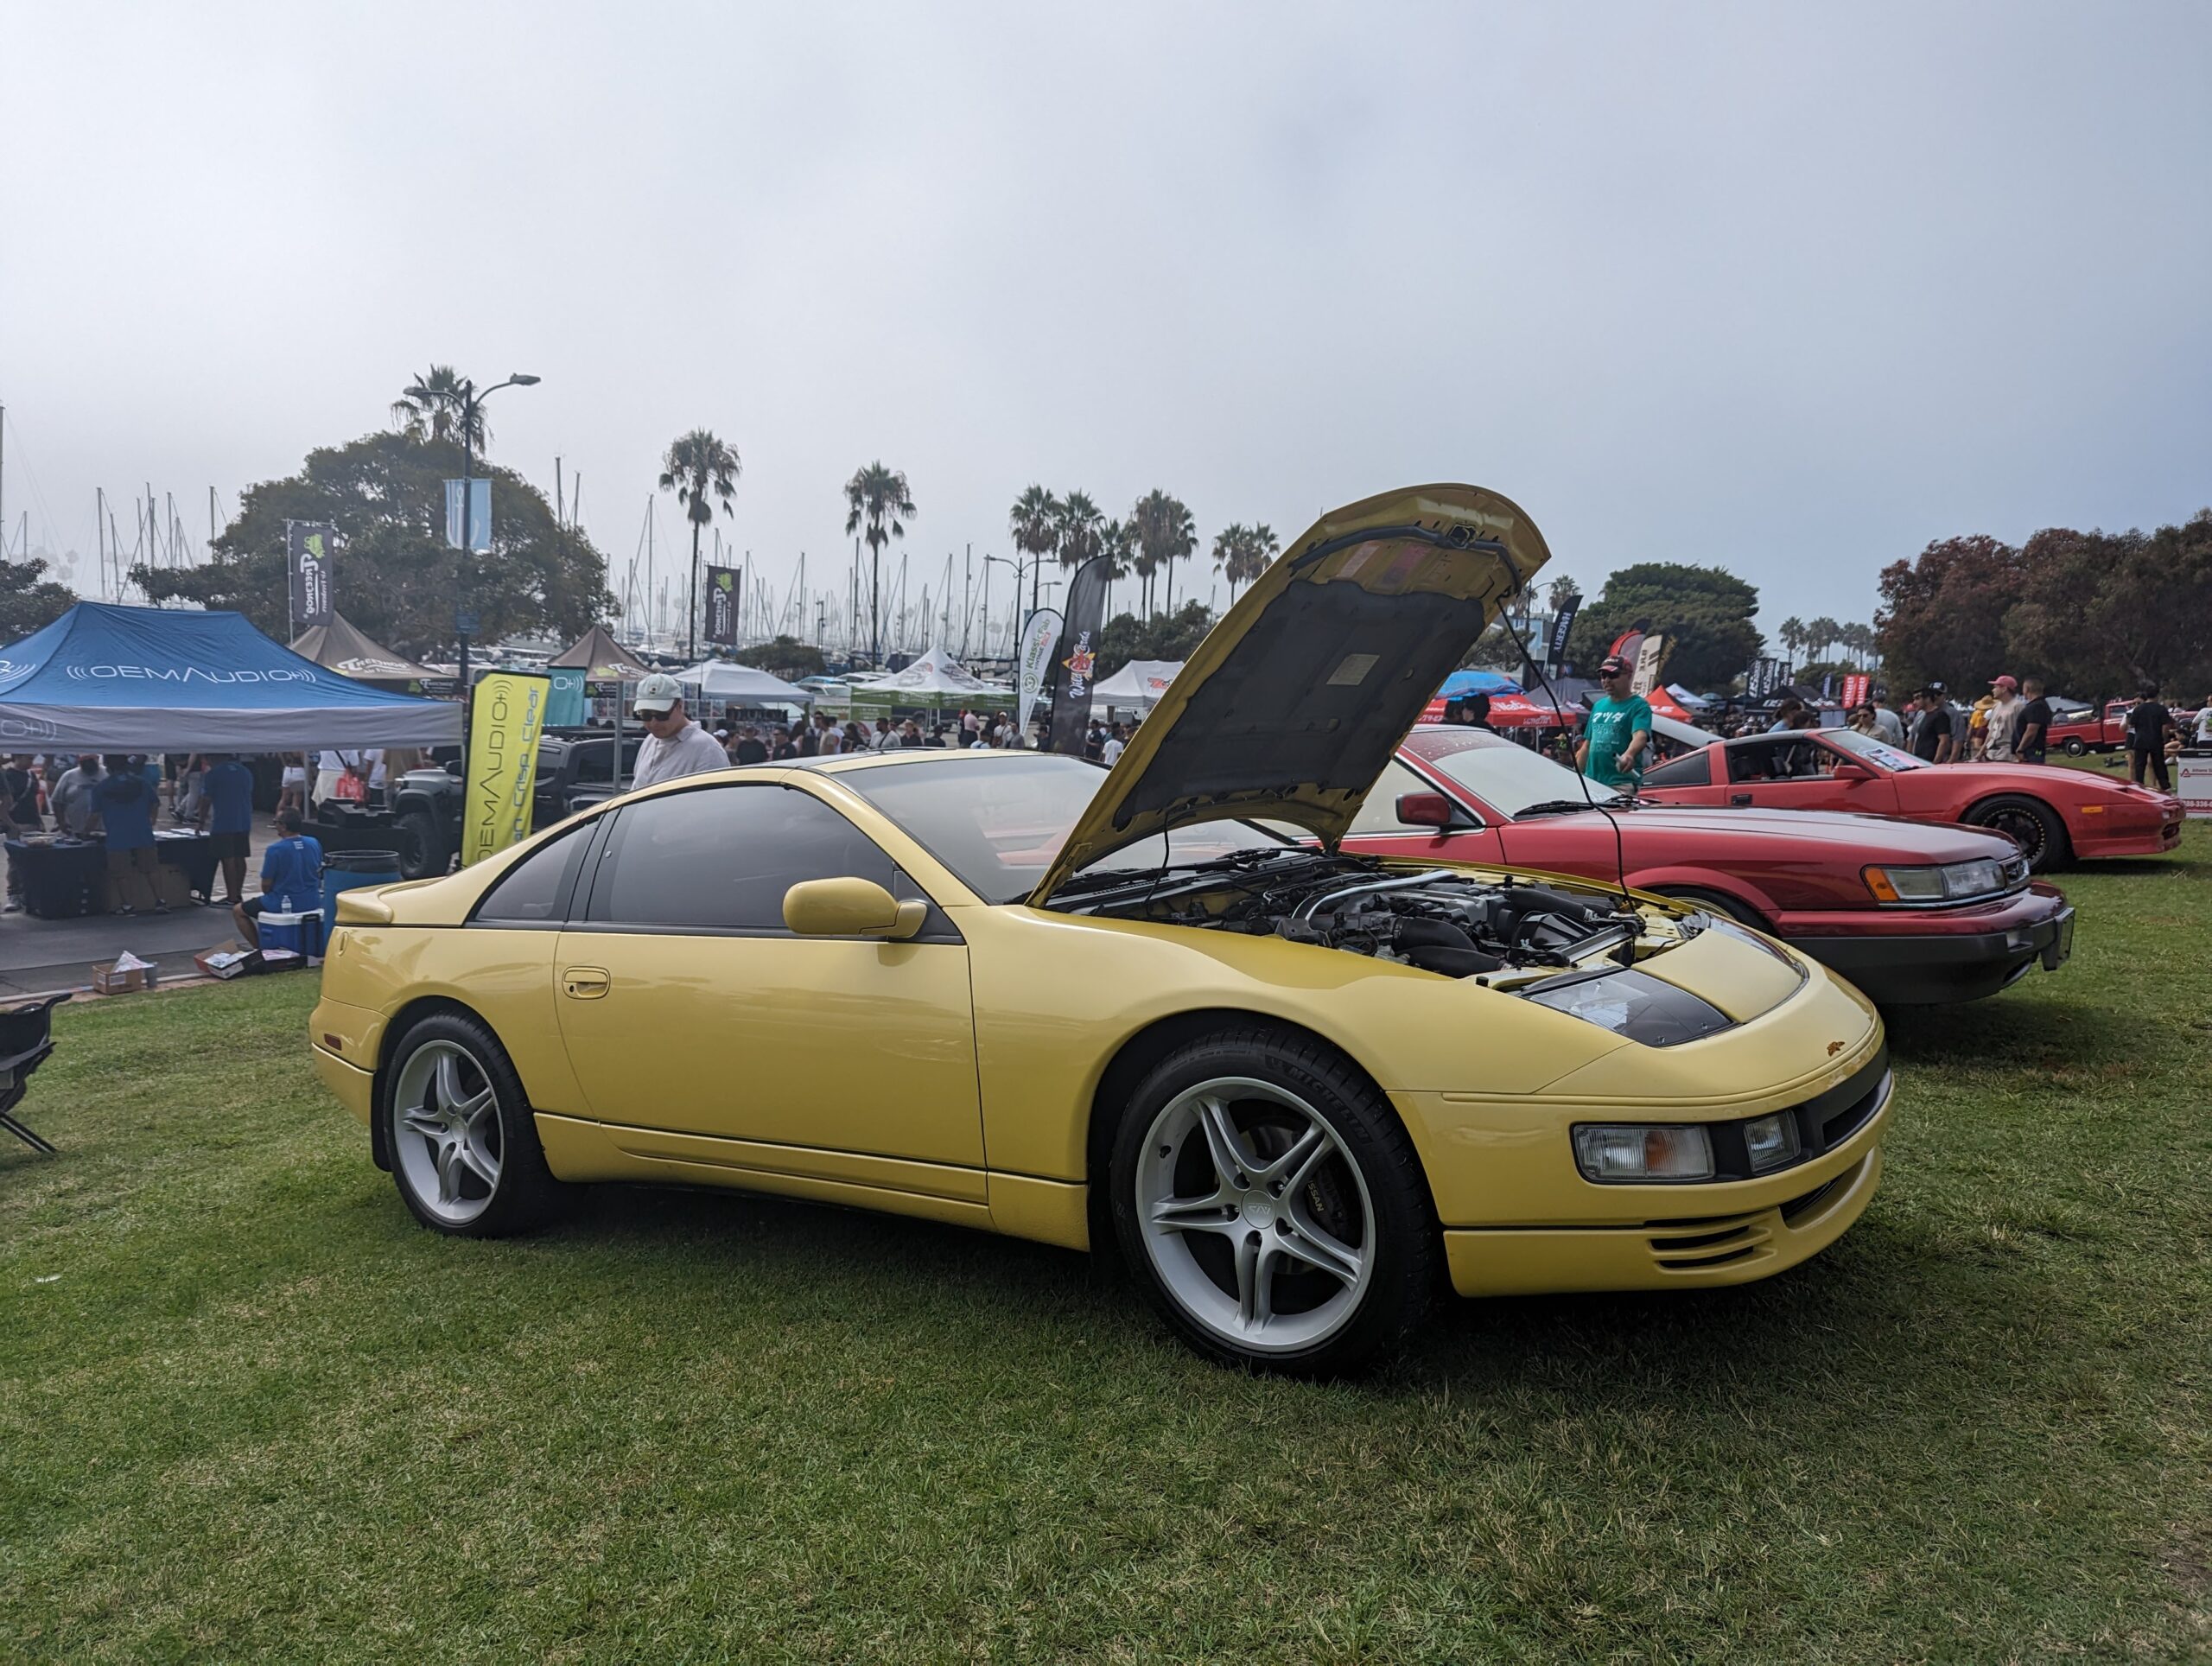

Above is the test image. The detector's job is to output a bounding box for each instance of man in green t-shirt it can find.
[1577,653,1654,792]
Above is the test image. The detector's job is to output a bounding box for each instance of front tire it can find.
[1109,1026,1435,1376]
[382,1013,567,1237]
[2062,737,2087,756]
[1964,793,2068,873]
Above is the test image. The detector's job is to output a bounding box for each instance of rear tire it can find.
[381,1012,567,1237]
[1109,1025,1435,1377]
[1964,794,2068,873]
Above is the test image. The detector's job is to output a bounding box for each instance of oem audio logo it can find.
[62,664,321,684]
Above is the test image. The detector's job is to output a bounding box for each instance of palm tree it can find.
[391,366,482,449]
[1132,489,1197,618]
[845,462,916,666]
[1211,523,1277,599]
[1099,517,1137,620]
[1778,615,1806,665]
[658,429,742,659]
[1053,491,1104,577]
[1007,485,1059,619]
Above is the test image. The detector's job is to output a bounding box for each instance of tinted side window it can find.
[589,785,906,931]
[1641,751,1712,788]
[474,822,594,925]
[1345,761,1442,835]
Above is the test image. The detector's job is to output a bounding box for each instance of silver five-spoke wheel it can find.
[1135,1076,1375,1355]
[392,1039,504,1226]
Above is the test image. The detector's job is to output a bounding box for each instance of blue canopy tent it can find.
[1434,669,1522,700]
[0,602,461,751]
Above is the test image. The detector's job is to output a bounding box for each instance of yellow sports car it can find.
[312,484,1891,1374]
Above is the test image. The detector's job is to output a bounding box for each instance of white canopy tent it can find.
[675,660,816,706]
[849,643,1014,712]
[1090,658,1183,713]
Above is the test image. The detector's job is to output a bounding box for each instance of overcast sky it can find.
[3,1,2206,645]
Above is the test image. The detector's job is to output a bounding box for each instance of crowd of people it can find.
[0,747,366,934]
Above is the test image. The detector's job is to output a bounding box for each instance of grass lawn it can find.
[4,829,2209,1663]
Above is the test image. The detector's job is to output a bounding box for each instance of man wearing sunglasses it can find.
[630,673,731,788]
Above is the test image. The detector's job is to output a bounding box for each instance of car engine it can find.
[1065,851,1660,980]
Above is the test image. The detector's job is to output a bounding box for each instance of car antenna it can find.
[1498,599,1635,912]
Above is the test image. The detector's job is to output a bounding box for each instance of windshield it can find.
[839,754,1289,903]
[1824,728,1926,772]
[1408,731,1627,817]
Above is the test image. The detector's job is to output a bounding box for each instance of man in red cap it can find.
[1576,653,1653,792]
[1982,674,2026,763]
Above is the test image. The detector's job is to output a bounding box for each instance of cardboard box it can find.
[91,962,160,995]
[194,942,261,981]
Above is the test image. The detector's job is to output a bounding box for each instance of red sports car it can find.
[1341,727,2073,1006]
[1635,726,2183,872]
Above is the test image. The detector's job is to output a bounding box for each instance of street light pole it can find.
[452,373,538,766]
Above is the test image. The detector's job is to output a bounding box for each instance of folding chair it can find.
[0,993,69,1155]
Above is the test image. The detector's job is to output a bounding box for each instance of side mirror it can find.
[1830,761,1874,782]
[1396,792,1470,830]
[445,759,464,778]
[782,876,926,940]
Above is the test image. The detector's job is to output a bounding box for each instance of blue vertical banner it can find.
[443,479,493,552]
[543,665,588,728]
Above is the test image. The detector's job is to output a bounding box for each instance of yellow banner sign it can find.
[461,671,550,866]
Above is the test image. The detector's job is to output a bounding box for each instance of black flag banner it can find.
[1048,556,1110,756]
[287,521,335,629]
[706,565,741,647]
[1546,593,1580,674]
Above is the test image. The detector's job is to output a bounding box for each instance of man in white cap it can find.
[630,672,729,788]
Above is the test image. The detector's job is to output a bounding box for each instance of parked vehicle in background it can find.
[1343,728,2073,1005]
[2047,700,2138,756]
[319,729,643,879]
[1637,726,2183,873]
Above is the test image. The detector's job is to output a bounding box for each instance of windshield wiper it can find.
[1044,846,1307,900]
[1513,798,1627,818]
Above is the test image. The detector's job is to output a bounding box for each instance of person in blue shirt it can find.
[92,753,165,915]
[199,754,257,906]
[1576,655,1655,793]
[235,806,322,951]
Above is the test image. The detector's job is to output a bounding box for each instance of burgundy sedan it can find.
[1341,727,2074,1006]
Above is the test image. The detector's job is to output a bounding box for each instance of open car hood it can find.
[1029,483,1550,904]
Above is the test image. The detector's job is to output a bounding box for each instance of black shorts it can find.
[210,831,250,861]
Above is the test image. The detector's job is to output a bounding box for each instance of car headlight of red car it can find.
[1861,855,2024,904]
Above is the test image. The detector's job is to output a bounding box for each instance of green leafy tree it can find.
[1873,535,2022,691]
[1573,562,1764,689]
[2005,515,2212,699]
[733,633,827,679]
[659,429,742,660]
[131,429,614,654]
[1092,600,1218,678]
[0,554,79,643]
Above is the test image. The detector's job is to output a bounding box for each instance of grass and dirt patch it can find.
[4,827,2209,1661]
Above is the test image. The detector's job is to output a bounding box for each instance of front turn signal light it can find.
[1573,1124,1715,1183]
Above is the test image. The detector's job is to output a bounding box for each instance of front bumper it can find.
[1445,1146,1882,1295]
[2072,807,2183,858]
[1788,892,2074,1006]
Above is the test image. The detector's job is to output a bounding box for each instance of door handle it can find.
[562,967,610,999]
[1730,793,1752,805]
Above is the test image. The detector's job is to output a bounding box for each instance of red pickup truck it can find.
[2046,702,2133,755]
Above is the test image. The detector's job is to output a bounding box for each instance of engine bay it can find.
[1058,849,1679,983]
